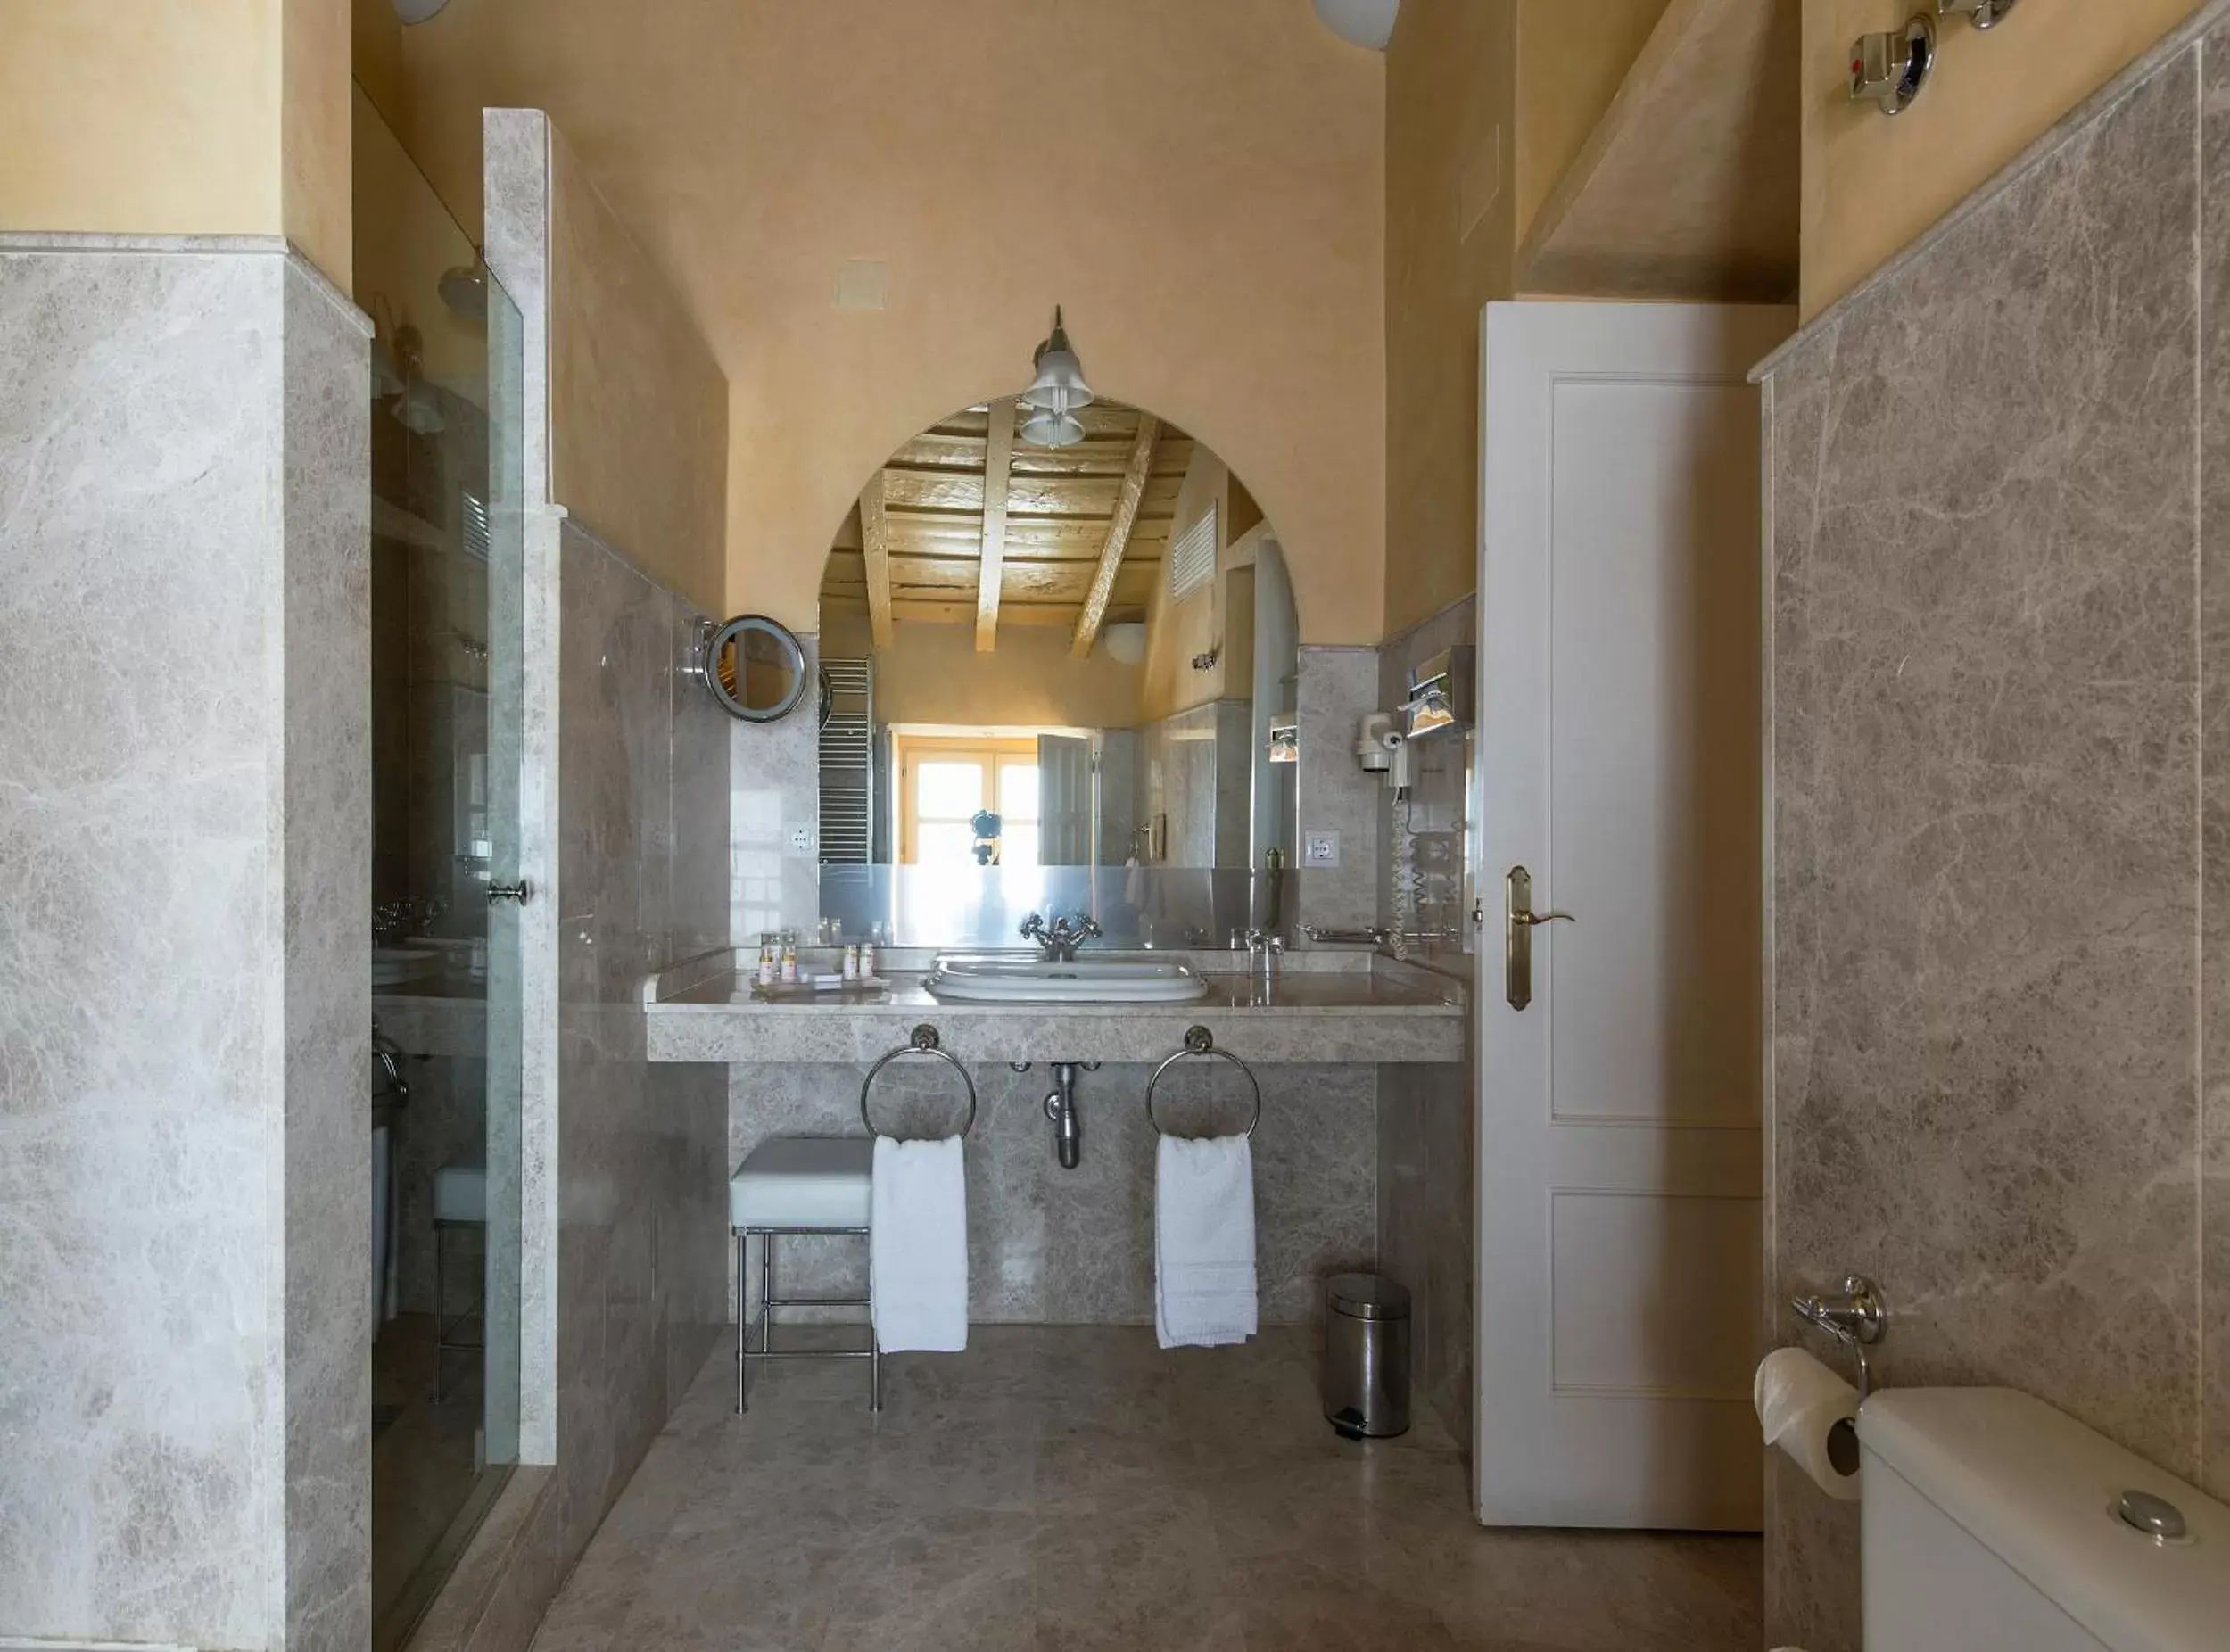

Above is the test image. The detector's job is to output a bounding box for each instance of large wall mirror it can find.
[814,397,1299,949]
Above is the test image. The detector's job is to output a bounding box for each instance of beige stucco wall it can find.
[0,0,351,286]
[1513,0,1669,252]
[547,127,729,616]
[352,87,482,391]
[822,614,1145,730]
[1383,0,1516,637]
[376,0,1385,642]
[1802,0,2206,320]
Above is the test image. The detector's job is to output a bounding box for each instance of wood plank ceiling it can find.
[822,399,1193,648]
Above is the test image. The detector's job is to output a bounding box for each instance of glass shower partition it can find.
[359,85,525,1651]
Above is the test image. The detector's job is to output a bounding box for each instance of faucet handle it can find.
[1020,913,1047,940]
[1078,915,1103,939]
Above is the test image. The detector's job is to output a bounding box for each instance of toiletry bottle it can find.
[843,943,860,981]
[756,934,776,987]
[859,929,877,980]
[780,934,799,985]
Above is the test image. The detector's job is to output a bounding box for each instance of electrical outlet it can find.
[1303,830,1342,869]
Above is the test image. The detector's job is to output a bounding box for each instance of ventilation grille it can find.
[818,657,874,864]
[1169,502,1218,602]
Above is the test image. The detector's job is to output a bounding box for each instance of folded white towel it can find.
[1124,853,1146,908]
[871,1135,969,1353]
[1154,1133,1258,1349]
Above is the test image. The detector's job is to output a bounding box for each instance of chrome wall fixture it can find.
[1937,0,2018,29]
[1850,14,1936,116]
[1790,1273,1891,1399]
[1853,1,2022,119]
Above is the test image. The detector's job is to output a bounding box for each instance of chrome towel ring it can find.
[859,1023,978,1140]
[1144,1025,1260,1140]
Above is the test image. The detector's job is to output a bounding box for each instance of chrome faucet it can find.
[1020,912,1102,962]
[373,1019,411,1103]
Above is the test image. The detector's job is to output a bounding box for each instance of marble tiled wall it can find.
[728,631,823,945]
[549,518,730,1570]
[0,237,370,1649]
[1759,12,2230,1644]
[1296,645,1383,931]
[729,1061,1375,1326]
[462,108,733,1652]
[1374,597,1478,1449]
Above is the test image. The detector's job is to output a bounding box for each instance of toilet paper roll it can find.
[1754,1346,1862,1503]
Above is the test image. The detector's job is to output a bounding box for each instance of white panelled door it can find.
[1474,301,1788,1530]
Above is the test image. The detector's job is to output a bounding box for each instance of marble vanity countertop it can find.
[372,982,486,1058]
[641,957,1466,1065]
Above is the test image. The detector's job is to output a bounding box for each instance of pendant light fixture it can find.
[1020,306,1093,448]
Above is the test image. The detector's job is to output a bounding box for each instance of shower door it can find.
[360,87,526,1648]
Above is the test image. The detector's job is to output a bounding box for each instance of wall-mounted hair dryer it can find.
[1355,712,1409,795]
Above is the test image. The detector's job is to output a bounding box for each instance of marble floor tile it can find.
[529,1327,1760,1650]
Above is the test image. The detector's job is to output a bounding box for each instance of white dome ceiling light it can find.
[1312,0,1400,52]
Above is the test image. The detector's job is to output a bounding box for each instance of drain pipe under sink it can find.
[1043,1061,1091,1169]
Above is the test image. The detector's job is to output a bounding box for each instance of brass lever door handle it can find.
[1504,865,1572,1011]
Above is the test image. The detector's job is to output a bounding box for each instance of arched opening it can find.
[809,395,1301,949]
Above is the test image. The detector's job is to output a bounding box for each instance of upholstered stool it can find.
[431,1161,486,1403]
[730,1136,879,1412]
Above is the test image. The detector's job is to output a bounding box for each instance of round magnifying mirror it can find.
[705,614,808,723]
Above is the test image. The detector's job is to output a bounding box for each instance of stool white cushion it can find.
[730,1136,873,1229]
[434,1162,487,1225]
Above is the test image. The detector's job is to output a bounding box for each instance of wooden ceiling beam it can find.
[859,474,895,647]
[975,397,1015,653]
[1070,413,1159,658]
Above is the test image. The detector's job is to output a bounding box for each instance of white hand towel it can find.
[871,1135,969,1353]
[1124,853,1146,907]
[1154,1133,1258,1349]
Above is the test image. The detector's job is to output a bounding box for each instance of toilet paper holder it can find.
[1790,1273,1890,1399]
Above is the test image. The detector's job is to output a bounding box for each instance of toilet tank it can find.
[1859,1388,2230,1652]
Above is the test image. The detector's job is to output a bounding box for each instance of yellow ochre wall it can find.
[546,125,730,618]
[369,0,1387,643]
[1383,0,1516,638]
[822,613,1146,731]
[1802,0,2208,320]
[1382,0,1668,636]
[1513,0,1669,254]
[0,0,352,288]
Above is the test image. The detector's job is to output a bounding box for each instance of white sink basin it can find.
[923,954,1210,1004]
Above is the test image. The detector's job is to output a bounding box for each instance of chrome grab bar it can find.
[1144,1026,1260,1140]
[859,1024,978,1140]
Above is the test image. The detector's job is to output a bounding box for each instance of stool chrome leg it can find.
[761,1231,774,1360]
[868,1251,882,1413]
[734,1231,747,1414]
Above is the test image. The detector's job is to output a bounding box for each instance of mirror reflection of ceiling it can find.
[822,398,1268,651]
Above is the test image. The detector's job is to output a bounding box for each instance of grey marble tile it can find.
[728,633,823,946]
[531,1328,1762,1650]
[725,1062,1375,1327]
[1762,37,2210,1646]
[1377,1053,1474,1446]
[280,254,376,1652]
[2202,15,2230,1507]
[0,239,370,1648]
[1296,645,1383,931]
